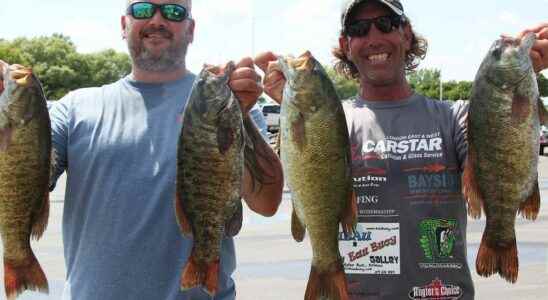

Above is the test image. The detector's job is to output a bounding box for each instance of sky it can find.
[1,0,547,81]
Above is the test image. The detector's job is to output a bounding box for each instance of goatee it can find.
[127,26,188,72]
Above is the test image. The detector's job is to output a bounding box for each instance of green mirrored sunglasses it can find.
[127,2,189,22]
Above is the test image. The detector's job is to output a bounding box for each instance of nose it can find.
[367,23,386,39]
[147,8,168,27]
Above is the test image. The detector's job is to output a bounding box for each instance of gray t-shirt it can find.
[49,73,266,300]
[338,94,474,299]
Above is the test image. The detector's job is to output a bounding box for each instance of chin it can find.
[364,73,398,85]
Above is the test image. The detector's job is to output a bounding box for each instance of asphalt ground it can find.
[2,157,548,300]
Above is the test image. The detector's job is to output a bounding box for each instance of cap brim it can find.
[342,0,404,27]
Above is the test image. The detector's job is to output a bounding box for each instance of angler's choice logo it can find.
[418,219,462,269]
[408,278,463,300]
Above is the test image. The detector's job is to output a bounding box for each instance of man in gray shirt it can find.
[0,0,283,299]
[256,0,548,299]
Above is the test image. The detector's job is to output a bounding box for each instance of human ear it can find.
[339,35,350,58]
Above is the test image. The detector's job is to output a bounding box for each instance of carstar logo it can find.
[408,278,463,300]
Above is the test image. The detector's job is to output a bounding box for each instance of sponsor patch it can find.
[352,132,444,161]
[339,223,400,275]
[403,163,462,205]
[418,219,463,269]
[408,278,463,300]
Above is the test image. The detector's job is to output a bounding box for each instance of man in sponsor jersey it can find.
[255,0,548,298]
[0,0,284,299]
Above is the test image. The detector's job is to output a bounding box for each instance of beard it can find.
[126,26,189,72]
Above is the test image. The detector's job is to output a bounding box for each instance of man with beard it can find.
[43,0,283,299]
[255,0,547,299]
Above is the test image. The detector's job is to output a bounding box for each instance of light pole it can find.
[250,0,255,58]
[439,72,443,101]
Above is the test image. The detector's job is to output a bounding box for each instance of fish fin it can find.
[243,115,276,191]
[4,253,49,299]
[519,179,540,220]
[204,259,220,296]
[476,233,518,283]
[462,143,483,219]
[274,131,281,157]
[291,113,306,150]
[0,127,14,152]
[341,190,357,236]
[538,97,548,125]
[30,191,50,240]
[225,200,243,237]
[174,191,193,237]
[511,94,530,123]
[180,254,219,296]
[217,124,235,155]
[291,208,306,242]
[49,148,59,184]
[304,258,349,300]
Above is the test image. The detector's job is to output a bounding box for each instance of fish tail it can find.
[4,253,49,299]
[304,258,349,300]
[519,180,540,220]
[476,232,518,283]
[180,254,219,296]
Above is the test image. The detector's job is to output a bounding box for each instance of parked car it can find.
[261,103,280,132]
[540,125,548,155]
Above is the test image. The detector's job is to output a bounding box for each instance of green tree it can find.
[325,67,359,100]
[408,68,472,101]
[442,80,472,101]
[407,68,441,99]
[0,34,131,100]
[538,73,548,97]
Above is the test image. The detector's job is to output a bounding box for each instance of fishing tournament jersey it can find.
[339,94,474,300]
[48,73,267,300]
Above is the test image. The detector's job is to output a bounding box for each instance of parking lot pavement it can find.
[2,158,548,299]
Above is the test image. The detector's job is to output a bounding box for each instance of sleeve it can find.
[48,96,71,191]
[451,100,469,171]
[248,104,269,142]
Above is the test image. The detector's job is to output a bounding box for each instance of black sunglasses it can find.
[127,2,190,22]
[345,15,405,37]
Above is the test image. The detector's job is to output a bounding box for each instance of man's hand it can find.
[0,60,7,94]
[518,22,548,73]
[254,52,285,104]
[228,57,263,114]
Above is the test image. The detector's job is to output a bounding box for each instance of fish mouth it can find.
[9,65,33,87]
[288,51,314,71]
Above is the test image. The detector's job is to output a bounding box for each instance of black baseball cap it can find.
[341,0,405,27]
